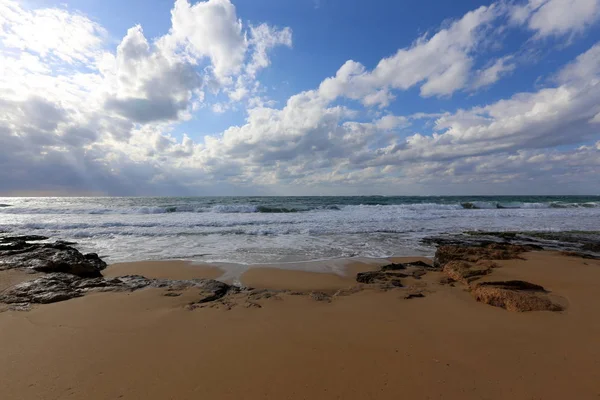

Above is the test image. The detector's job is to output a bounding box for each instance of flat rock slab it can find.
[0,273,234,306]
[471,280,563,312]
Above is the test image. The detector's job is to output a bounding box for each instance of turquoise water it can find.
[1,196,599,266]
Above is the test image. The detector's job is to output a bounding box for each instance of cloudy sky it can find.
[1,0,599,196]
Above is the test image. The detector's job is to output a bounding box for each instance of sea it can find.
[1,196,599,266]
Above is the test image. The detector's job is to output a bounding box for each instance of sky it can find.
[0,0,599,196]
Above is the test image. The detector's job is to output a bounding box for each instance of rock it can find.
[476,280,546,291]
[406,260,434,269]
[433,243,530,269]
[310,291,332,302]
[356,271,407,285]
[470,280,563,312]
[0,240,106,277]
[0,235,49,243]
[442,260,492,284]
[55,240,77,246]
[403,292,425,300]
[424,231,600,257]
[380,263,407,271]
[0,273,234,306]
[380,260,433,272]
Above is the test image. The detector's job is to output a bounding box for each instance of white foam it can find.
[2,198,600,265]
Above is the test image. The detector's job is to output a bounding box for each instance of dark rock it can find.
[0,235,49,243]
[406,260,434,269]
[55,240,77,246]
[0,273,234,306]
[404,292,425,300]
[0,241,106,277]
[381,260,434,272]
[356,271,408,284]
[476,280,546,292]
[380,263,407,271]
[424,231,600,257]
[163,292,182,297]
[0,240,31,251]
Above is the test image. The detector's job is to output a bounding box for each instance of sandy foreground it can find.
[1,252,600,399]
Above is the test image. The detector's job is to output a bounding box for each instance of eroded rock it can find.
[356,271,406,286]
[470,280,563,312]
[0,273,233,306]
[442,260,492,284]
[434,243,531,269]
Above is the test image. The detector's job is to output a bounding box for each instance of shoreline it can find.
[1,233,600,399]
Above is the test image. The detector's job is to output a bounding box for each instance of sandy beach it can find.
[1,249,600,399]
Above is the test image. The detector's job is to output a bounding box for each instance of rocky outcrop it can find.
[426,235,564,312]
[442,260,493,284]
[0,236,106,277]
[354,261,432,296]
[356,271,405,286]
[0,273,234,306]
[424,231,600,259]
[433,243,531,269]
[380,260,433,271]
[471,281,563,312]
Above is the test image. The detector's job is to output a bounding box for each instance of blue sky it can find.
[1,0,600,195]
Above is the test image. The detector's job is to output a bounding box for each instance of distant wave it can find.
[1,201,599,215]
[0,204,342,215]
[460,201,600,210]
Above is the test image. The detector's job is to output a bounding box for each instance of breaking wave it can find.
[1,201,599,215]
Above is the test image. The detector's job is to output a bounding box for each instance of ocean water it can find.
[1,196,599,265]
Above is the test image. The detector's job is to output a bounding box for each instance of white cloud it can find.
[246,23,292,78]
[1,0,600,195]
[511,0,600,38]
[102,25,203,123]
[161,0,247,79]
[472,56,516,89]
[0,0,107,64]
[317,4,501,105]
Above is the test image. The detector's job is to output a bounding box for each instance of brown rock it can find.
[442,260,491,284]
[434,243,530,269]
[470,280,563,312]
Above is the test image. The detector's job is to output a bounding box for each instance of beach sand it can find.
[1,252,600,399]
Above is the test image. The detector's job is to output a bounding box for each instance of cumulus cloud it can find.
[318,4,501,104]
[472,56,516,89]
[0,0,599,195]
[0,0,107,64]
[102,25,202,123]
[511,0,600,38]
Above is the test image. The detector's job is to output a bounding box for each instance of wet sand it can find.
[1,252,600,399]
[104,260,224,280]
